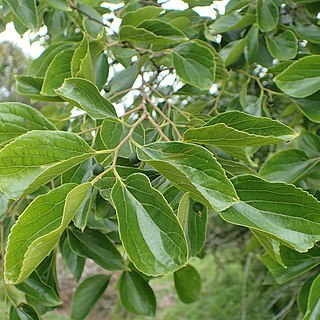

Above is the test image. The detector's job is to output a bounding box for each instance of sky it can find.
[0,0,228,58]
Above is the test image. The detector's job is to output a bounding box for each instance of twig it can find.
[145,95,182,140]
[242,253,252,320]
[92,113,148,184]
[147,116,171,141]
[121,105,143,118]
[70,2,109,27]
[208,84,225,116]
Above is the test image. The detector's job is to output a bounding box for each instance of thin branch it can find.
[241,253,252,320]
[147,116,171,141]
[208,84,225,116]
[70,2,109,27]
[91,113,148,184]
[121,105,143,118]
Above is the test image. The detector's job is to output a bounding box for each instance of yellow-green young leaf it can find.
[172,40,216,90]
[111,173,188,276]
[184,111,297,147]
[0,102,56,147]
[137,142,239,211]
[260,149,320,183]
[257,0,279,32]
[4,183,91,284]
[274,55,320,98]
[174,265,201,304]
[16,76,64,102]
[6,0,38,30]
[121,6,163,27]
[56,78,117,119]
[177,193,207,257]
[71,275,110,320]
[265,30,298,61]
[0,131,95,199]
[119,271,156,316]
[71,35,95,82]
[220,175,320,253]
[41,48,75,96]
[304,274,320,320]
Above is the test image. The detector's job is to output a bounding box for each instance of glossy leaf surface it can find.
[137,142,239,211]
[0,131,94,199]
[111,173,188,276]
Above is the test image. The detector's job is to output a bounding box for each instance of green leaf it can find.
[292,23,320,44]
[226,0,251,13]
[71,275,110,320]
[4,183,91,284]
[184,111,297,147]
[265,30,298,60]
[137,142,239,211]
[217,158,258,177]
[79,3,104,39]
[260,246,320,284]
[0,131,95,199]
[220,175,320,252]
[183,0,212,6]
[274,55,320,98]
[119,20,188,45]
[293,91,320,123]
[252,230,285,267]
[108,63,140,97]
[257,0,279,32]
[246,24,260,64]
[71,35,95,82]
[121,6,163,27]
[111,173,188,276]
[60,235,85,281]
[6,0,38,30]
[28,42,75,77]
[93,52,109,90]
[45,0,71,11]
[100,117,144,157]
[172,40,216,90]
[119,271,156,316]
[177,193,207,257]
[174,265,201,304]
[0,192,9,220]
[41,48,75,96]
[72,184,94,230]
[220,39,246,66]
[209,13,256,34]
[56,78,117,119]
[0,102,56,147]
[260,149,320,183]
[297,131,320,158]
[16,272,61,307]
[15,76,63,101]
[304,274,320,320]
[68,228,124,270]
[10,303,40,320]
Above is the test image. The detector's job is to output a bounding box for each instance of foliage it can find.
[0,0,320,319]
